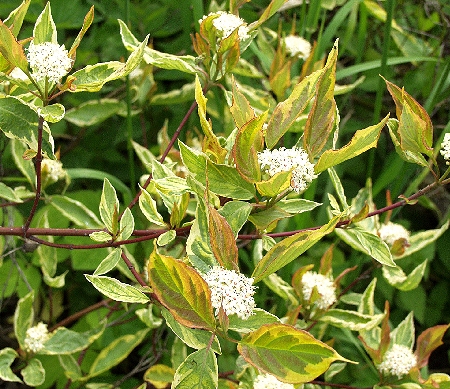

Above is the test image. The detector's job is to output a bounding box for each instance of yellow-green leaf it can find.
[315,114,389,173]
[0,19,28,71]
[252,216,339,282]
[148,249,216,330]
[238,323,351,384]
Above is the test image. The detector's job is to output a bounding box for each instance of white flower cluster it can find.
[441,133,450,165]
[301,271,337,309]
[284,35,311,60]
[253,373,295,389]
[202,266,256,320]
[27,42,72,83]
[258,146,317,193]
[378,222,410,246]
[378,344,417,378]
[41,158,66,187]
[200,11,249,41]
[24,322,50,353]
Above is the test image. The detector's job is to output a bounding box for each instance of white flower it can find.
[27,42,72,83]
[41,158,66,187]
[24,322,50,353]
[253,373,295,389]
[202,266,256,320]
[440,133,450,164]
[378,344,417,378]
[257,146,317,193]
[301,271,337,309]
[200,11,249,41]
[284,35,311,59]
[378,222,410,246]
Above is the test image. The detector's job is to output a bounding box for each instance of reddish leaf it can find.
[415,324,450,369]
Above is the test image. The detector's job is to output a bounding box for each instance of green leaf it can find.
[232,113,265,182]
[248,206,291,231]
[256,170,292,198]
[218,201,252,238]
[230,77,255,128]
[3,0,31,38]
[40,103,65,123]
[22,358,45,386]
[85,275,150,304]
[0,19,28,72]
[172,348,218,389]
[93,248,122,276]
[0,96,54,158]
[208,205,238,270]
[265,67,323,149]
[358,278,377,316]
[161,308,221,354]
[252,216,339,282]
[33,2,57,45]
[157,230,176,246]
[68,6,94,61]
[11,139,36,187]
[42,322,106,355]
[89,231,113,242]
[51,195,103,229]
[148,248,216,330]
[315,115,389,173]
[179,141,256,200]
[139,186,166,227]
[277,199,322,214]
[119,207,134,241]
[251,0,291,28]
[119,19,199,74]
[67,34,149,92]
[228,308,280,333]
[136,305,163,329]
[99,178,119,235]
[14,290,34,350]
[0,182,23,203]
[58,355,82,381]
[144,364,175,388]
[88,329,150,378]
[303,40,338,159]
[238,323,351,384]
[64,99,126,126]
[397,221,449,259]
[319,309,385,331]
[382,260,428,291]
[385,79,434,159]
[132,141,157,173]
[334,226,396,267]
[391,312,415,348]
[0,348,22,382]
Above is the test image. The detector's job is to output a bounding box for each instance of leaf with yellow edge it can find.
[256,170,292,198]
[68,6,94,61]
[385,78,433,158]
[195,75,227,163]
[0,20,28,72]
[238,323,352,384]
[315,114,389,173]
[232,112,265,183]
[230,77,255,128]
[148,248,216,330]
[252,216,339,282]
[303,40,338,159]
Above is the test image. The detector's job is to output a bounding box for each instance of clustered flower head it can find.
[301,271,337,310]
[202,266,256,320]
[253,373,295,389]
[41,158,66,188]
[257,146,317,193]
[24,322,50,353]
[441,133,450,165]
[27,42,73,83]
[284,35,311,60]
[378,222,410,246]
[377,344,417,379]
[200,11,250,41]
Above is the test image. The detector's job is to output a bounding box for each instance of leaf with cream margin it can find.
[238,323,352,384]
[315,115,389,173]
